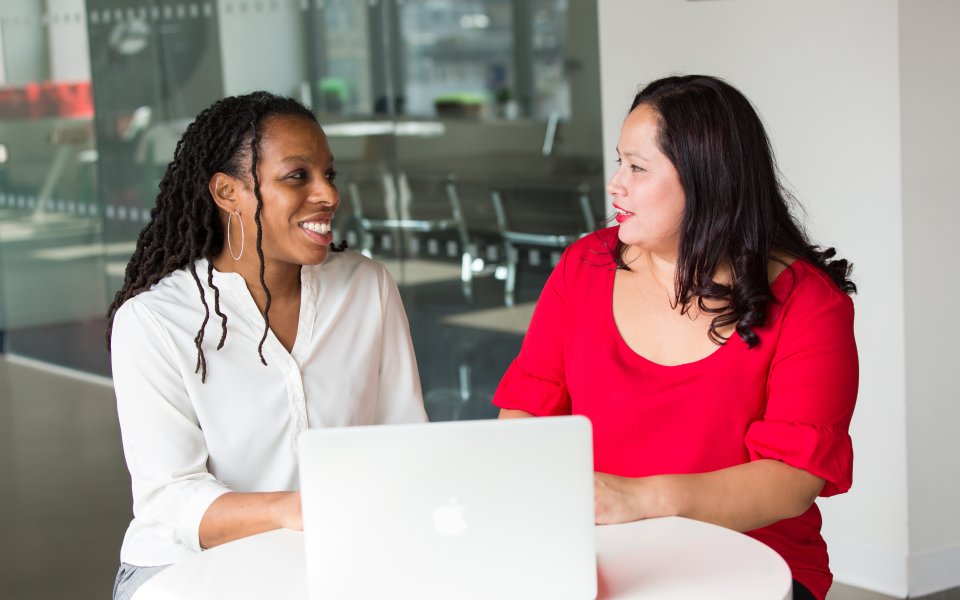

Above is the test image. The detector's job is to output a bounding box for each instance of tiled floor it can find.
[0,355,938,600]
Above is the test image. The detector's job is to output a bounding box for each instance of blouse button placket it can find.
[286,363,308,455]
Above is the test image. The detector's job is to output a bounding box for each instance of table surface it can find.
[134,516,792,600]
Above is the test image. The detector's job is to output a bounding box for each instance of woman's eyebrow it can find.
[280,154,336,165]
[623,151,649,162]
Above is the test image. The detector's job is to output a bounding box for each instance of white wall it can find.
[598,0,915,596]
[900,0,960,595]
[45,0,89,82]
[217,0,307,99]
[0,1,49,85]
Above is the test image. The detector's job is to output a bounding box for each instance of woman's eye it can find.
[326,169,338,182]
[286,170,307,180]
[630,165,645,173]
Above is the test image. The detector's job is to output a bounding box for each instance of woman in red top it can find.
[493,75,858,600]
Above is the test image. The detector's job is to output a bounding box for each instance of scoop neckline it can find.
[607,260,797,369]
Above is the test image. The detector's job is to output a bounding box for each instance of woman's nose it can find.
[606,173,625,197]
[310,181,339,208]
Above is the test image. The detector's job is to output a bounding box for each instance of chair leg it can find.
[505,243,517,307]
[361,232,373,258]
[461,250,473,302]
[458,363,470,404]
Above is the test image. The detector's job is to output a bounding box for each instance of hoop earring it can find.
[227,209,244,260]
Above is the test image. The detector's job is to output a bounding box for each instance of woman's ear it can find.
[209,172,239,213]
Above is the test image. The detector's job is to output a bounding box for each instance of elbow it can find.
[764,460,826,521]
[785,475,825,519]
[786,495,816,520]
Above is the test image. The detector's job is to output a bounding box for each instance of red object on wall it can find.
[0,80,94,120]
[56,81,94,118]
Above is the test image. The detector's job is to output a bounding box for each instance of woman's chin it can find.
[300,247,329,265]
[616,227,643,248]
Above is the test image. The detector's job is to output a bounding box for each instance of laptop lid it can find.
[298,416,596,600]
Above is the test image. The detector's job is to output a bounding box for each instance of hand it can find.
[275,491,303,531]
[594,472,657,525]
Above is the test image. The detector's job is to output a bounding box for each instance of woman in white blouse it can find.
[106,92,427,600]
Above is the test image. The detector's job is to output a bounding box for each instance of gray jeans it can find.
[113,562,169,600]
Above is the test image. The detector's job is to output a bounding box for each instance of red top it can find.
[493,227,858,600]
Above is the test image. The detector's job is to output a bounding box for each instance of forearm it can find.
[599,459,824,532]
[498,409,534,419]
[198,491,301,549]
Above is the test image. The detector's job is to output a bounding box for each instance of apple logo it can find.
[432,497,468,536]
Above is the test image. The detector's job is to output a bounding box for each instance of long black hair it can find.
[105,91,344,381]
[613,75,855,347]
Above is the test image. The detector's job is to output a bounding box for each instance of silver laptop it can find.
[298,416,597,600]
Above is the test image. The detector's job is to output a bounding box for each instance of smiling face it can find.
[214,114,339,271]
[607,103,686,258]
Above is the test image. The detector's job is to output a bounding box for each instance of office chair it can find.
[347,170,475,301]
[490,181,597,307]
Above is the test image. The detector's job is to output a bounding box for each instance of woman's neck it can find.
[623,244,678,286]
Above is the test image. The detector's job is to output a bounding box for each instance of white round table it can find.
[134,516,792,600]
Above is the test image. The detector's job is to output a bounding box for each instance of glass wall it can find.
[0,0,106,372]
[0,0,605,421]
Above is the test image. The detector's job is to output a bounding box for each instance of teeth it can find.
[300,222,330,234]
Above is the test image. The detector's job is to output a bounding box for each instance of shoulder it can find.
[111,260,232,352]
[771,259,854,321]
[537,227,617,302]
[112,286,182,355]
[117,262,206,323]
[558,226,618,272]
[567,226,619,261]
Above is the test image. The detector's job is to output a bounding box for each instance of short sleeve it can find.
[492,251,572,416]
[112,300,231,554]
[744,272,859,496]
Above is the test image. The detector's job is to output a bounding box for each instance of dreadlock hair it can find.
[612,75,856,348]
[105,91,346,382]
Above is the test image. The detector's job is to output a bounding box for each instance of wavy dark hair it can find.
[105,91,345,381]
[613,75,855,347]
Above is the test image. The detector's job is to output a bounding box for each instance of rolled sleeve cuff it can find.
[175,481,231,553]
[492,359,570,416]
[745,420,853,496]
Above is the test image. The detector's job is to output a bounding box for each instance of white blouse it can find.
[111,251,427,567]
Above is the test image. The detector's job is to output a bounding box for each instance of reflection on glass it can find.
[0,0,603,417]
[399,0,514,118]
[0,0,107,372]
[319,0,373,115]
[530,0,571,119]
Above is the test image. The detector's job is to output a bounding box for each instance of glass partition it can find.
[86,0,223,322]
[0,0,604,421]
[0,0,106,372]
[386,0,604,420]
